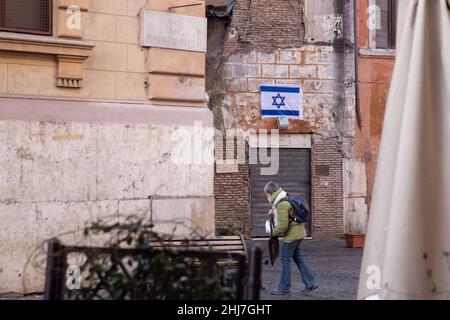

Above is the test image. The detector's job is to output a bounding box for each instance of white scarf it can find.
[273,190,287,206]
[268,191,287,230]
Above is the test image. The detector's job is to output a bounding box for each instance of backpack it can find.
[280,195,310,224]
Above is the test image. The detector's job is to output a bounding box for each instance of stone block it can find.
[127,0,147,16]
[0,63,6,93]
[82,69,116,99]
[152,197,215,237]
[85,41,127,72]
[89,0,127,15]
[344,198,368,235]
[303,79,344,93]
[234,64,261,78]
[290,65,317,79]
[116,16,140,44]
[126,45,146,73]
[118,199,151,220]
[258,52,276,64]
[275,79,302,85]
[7,64,56,96]
[262,64,288,78]
[148,48,205,76]
[223,63,234,78]
[115,72,147,100]
[248,78,275,92]
[275,50,301,64]
[0,121,97,202]
[84,12,115,42]
[148,74,205,102]
[317,65,353,80]
[226,78,247,92]
[228,51,258,64]
[0,203,40,293]
[303,51,345,65]
[96,123,157,200]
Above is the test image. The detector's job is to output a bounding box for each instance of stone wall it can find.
[0,0,207,104]
[0,0,214,293]
[208,0,365,239]
[0,116,215,293]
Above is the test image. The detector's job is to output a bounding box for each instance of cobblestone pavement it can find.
[251,239,363,300]
[0,239,362,301]
[0,293,42,300]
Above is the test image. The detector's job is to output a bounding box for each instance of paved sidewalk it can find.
[0,239,362,300]
[251,239,363,300]
[0,293,42,300]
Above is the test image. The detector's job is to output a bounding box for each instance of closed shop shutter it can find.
[250,148,311,238]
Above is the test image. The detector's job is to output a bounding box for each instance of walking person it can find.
[264,181,319,295]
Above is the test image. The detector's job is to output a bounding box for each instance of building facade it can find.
[207,0,369,239]
[208,0,397,240]
[0,0,214,293]
[354,0,396,208]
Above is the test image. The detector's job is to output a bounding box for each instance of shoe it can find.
[271,289,289,295]
[302,284,319,293]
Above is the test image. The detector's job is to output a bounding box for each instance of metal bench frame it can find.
[44,237,261,300]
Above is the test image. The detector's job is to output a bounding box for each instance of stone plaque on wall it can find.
[216,162,239,173]
[141,10,207,52]
[316,165,330,176]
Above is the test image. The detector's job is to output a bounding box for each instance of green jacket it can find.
[269,188,307,242]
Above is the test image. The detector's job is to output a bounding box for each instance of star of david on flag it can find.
[260,85,303,119]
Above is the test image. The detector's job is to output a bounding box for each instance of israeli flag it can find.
[260,85,303,119]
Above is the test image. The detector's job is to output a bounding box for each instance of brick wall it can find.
[224,0,305,55]
[311,135,344,238]
[214,135,251,238]
[214,133,346,240]
[209,0,357,239]
[214,164,251,238]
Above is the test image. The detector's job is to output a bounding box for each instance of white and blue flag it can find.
[260,85,303,119]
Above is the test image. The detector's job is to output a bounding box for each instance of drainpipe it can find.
[354,0,363,128]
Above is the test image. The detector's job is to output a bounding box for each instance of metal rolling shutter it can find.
[250,148,311,238]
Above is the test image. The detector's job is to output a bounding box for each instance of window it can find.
[375,0,397,49]
[0,0,52,36]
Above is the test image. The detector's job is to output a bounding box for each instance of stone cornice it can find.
[0,32,94,88]
[0,32,94,57]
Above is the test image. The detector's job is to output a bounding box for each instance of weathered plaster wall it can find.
[354,0,395,209]
[0,119,215,293]
[221,45,355,137]
[355,55,394,208]
[0,0,214,293]
[208,0,365,238]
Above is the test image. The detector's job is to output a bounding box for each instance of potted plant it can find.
[345,233,365,248]
[344,205,367,248]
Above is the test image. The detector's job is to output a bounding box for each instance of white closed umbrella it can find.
[358,0,450,299]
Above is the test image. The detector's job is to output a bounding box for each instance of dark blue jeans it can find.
[278,239,317,292]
